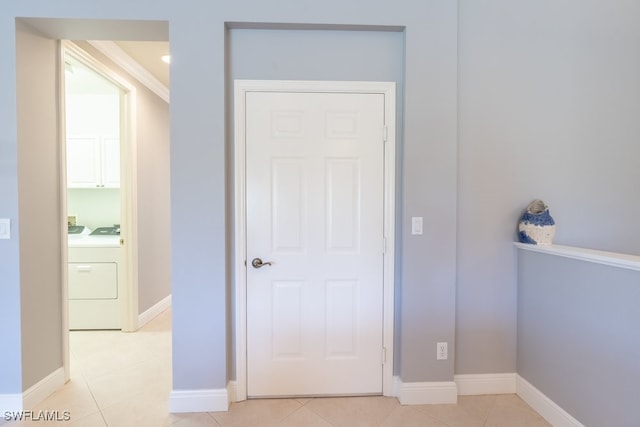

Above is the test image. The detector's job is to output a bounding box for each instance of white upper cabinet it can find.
[101,136,121,188]
[67,135,120,188]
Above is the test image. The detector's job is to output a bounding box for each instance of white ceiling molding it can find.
[88,40,170,103]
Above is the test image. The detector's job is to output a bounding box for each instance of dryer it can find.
[68,230,122,330]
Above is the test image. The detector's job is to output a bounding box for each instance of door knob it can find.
[251,258,273,269]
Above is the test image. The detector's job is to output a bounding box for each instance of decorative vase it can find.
[518,199,555,245]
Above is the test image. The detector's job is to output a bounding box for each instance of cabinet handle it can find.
[76,265,92,272]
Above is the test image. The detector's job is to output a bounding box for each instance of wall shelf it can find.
[514,242,640,272]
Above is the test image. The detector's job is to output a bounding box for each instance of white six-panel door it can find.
[245,90,386,397]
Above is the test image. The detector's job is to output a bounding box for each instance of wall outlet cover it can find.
[437,342,448,360]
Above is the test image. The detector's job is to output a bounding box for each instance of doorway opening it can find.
[63,48,128,331]
[55,38,173,414]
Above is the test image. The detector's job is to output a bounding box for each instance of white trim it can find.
[233,80,248,401]
[169,388,229,413]
[120,84,140,333]
[22,368,66,410]
[233,80,396,401]
[87,40,170,104]
[392,376,402,398]
[397,380,458,405]
[227,381,238,403]
[514,242,640,271]
[516,375,584,427]
[137,295,172,328]
[57,39,71,384]
[454,373,516,395]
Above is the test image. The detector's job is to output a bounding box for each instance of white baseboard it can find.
[454,373,516,395]
[397,380,458,405]
[169,388,229,413]
[0,393,23,413]
[396,373,582,426]
[137,295,171,329]
[227,381,237,403]
[392,376,402,398]
[516,375,584,427]
[23,368,66,410]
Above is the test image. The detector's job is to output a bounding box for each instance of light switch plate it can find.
[411,217,423,235]
[0,218,10,239]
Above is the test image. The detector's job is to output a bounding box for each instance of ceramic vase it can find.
[518,199,555,245]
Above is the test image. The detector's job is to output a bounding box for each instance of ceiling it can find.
[114,41,170,88]
[65,55,122,95]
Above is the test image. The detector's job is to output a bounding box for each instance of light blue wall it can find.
[0,14,24,397]
[517,249,640,426]
[456,0,640,375]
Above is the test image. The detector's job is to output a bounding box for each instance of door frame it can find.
[59,41,139,379]
[233,80,396,401]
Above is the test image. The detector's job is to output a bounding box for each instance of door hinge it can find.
[382,347,387,365]
[383,125,388,143]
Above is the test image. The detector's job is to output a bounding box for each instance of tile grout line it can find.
[480,396,497,427]
[272,401,307,426]
[71,366,110,427]
[203,411,222,427]
[292,399,340,427]
[83,374,110,426]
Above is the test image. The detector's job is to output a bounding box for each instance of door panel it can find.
[326,159,360,253]
[272,159,305,252]
[246,91,385,397]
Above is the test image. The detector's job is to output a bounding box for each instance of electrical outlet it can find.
[437,342,448,360]
[68,215,77,226]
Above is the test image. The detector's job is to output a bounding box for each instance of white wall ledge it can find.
[514,242,640,272]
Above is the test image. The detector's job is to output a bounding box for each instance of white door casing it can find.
[234,80,396,400]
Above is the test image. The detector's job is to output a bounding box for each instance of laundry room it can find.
[64,52,124,330]
[65,54,121,233]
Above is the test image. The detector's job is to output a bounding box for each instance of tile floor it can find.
[3,309,551,426]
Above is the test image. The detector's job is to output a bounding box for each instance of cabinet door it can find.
[67,136,101,188]
[101,136,121,188]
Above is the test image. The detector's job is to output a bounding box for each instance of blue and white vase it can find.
[518,199,555,245]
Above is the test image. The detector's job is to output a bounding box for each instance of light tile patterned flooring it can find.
[3,309,551,426]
